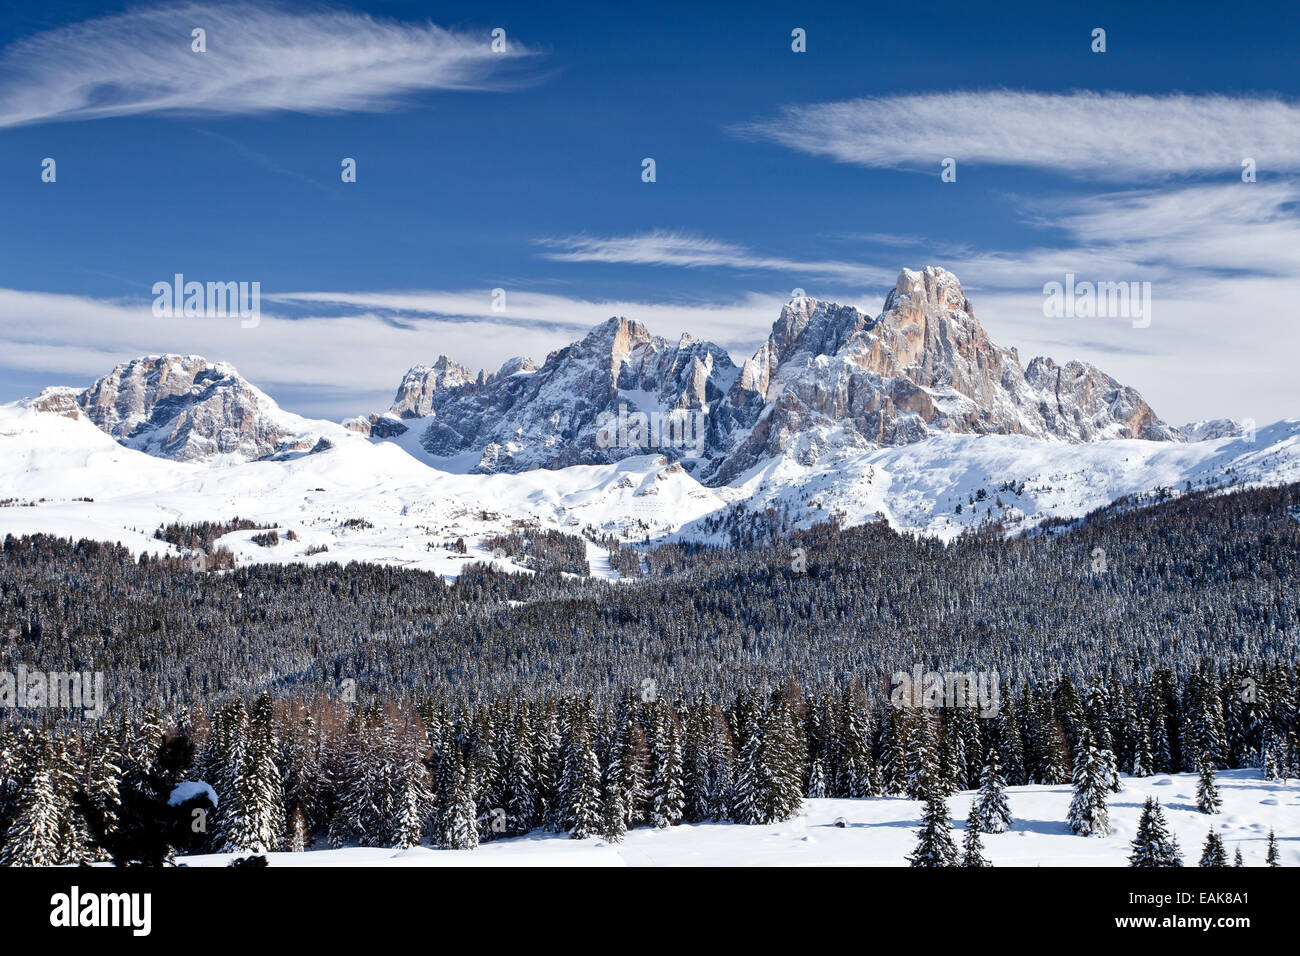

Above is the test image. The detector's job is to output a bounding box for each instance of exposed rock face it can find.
[389,356,479,419]
[1024,356,1184,443]
[342,414,409,439]
[402,317,737,472]
[703,267,1181,482]
[56,267,1182,474]
[75,355,305,461]
[24,387,85,420]
[363,267,1180,481]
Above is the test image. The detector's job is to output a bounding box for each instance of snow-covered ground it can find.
[3,399,1299,574]
[177,770,1298,867]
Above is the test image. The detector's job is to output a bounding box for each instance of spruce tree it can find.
[1128,797,1183,867]
[560,706,603,839]
[837,691,875,798]
[647,705,684,829]
[0,733,62,867]
[1067,728,1110,837]
[904,712,940,800]
[1199,830,1227,867]
[1265,828,1279,866]
[1233,846,1244,867]
[1195,751,1221,814]
[442,759,479,850]
[503,709,540,834]
[908,779,958,867]
[222,695,284,854]
[960,803,990,867]
[973,747,1013,833]
[599,777,626,844]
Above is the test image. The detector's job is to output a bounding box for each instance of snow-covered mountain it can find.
[348,317,737,473]
[1,266,1294,573]
[351,267,1181,482]
[54,354,338,462]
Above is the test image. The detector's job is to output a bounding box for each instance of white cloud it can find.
[0,3,534,128]
[537,231,895,286]
[735,91,1300,179]
[0,287,790,421]
[529,182,1300,427]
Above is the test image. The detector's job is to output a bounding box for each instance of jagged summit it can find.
[28,268,1182,475]
[351,266,1180,482]
[71,354,329,462]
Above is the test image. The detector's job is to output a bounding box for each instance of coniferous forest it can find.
[1,482,1298,865]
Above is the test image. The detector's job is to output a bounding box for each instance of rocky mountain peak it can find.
[75,354,310,461]
[880,265,972,320]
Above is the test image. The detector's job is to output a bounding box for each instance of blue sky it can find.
[1,0,1298,425]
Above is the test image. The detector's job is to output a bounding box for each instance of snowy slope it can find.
[0,399,726,578]
[711,419,1300,543]
[2,398,1299,570]
[173,769,1299,867]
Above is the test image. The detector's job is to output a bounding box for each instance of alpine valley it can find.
[3,267,1297,577]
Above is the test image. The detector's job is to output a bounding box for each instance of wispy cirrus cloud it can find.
[734,91,1300,179]
[0,3,536,128]
[537,230,895,286]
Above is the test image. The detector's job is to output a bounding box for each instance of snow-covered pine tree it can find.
[206,699,248,846]
[51,732,87,864]
[730,702,764,825]
[950,707,983,791]
[442,758,478,850]
[1265,828,1279,866]
[223,695,284,854]
[1128,797,1183,867]
[1068,727,1111,837]
[647,704,684,828]
[392,714,433,849]
[992,696,1026,787]
[606,714,646,829]
[1199,830,1227,867]
[960,802,990,867]
[973,746,1012,833]
[1233,846,1244,867]
[467,710,502,841]
[429,724,460,846]
[908,778,958,867]
[937,727,959,796]
[1130,722,1153,778]
[599,772,626,844]
[1099,745,1122,793]
[878,708,907,796]
[503,707,540,835]
[0,731,62,867]
[278,703,322,844]
[904,711,939,800]
[681,700,711,822]
[807,757,827,799]
[837,690,875,798]
[561,703,603,838]
[703,704,735,821]
[1195,750,1221,814]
